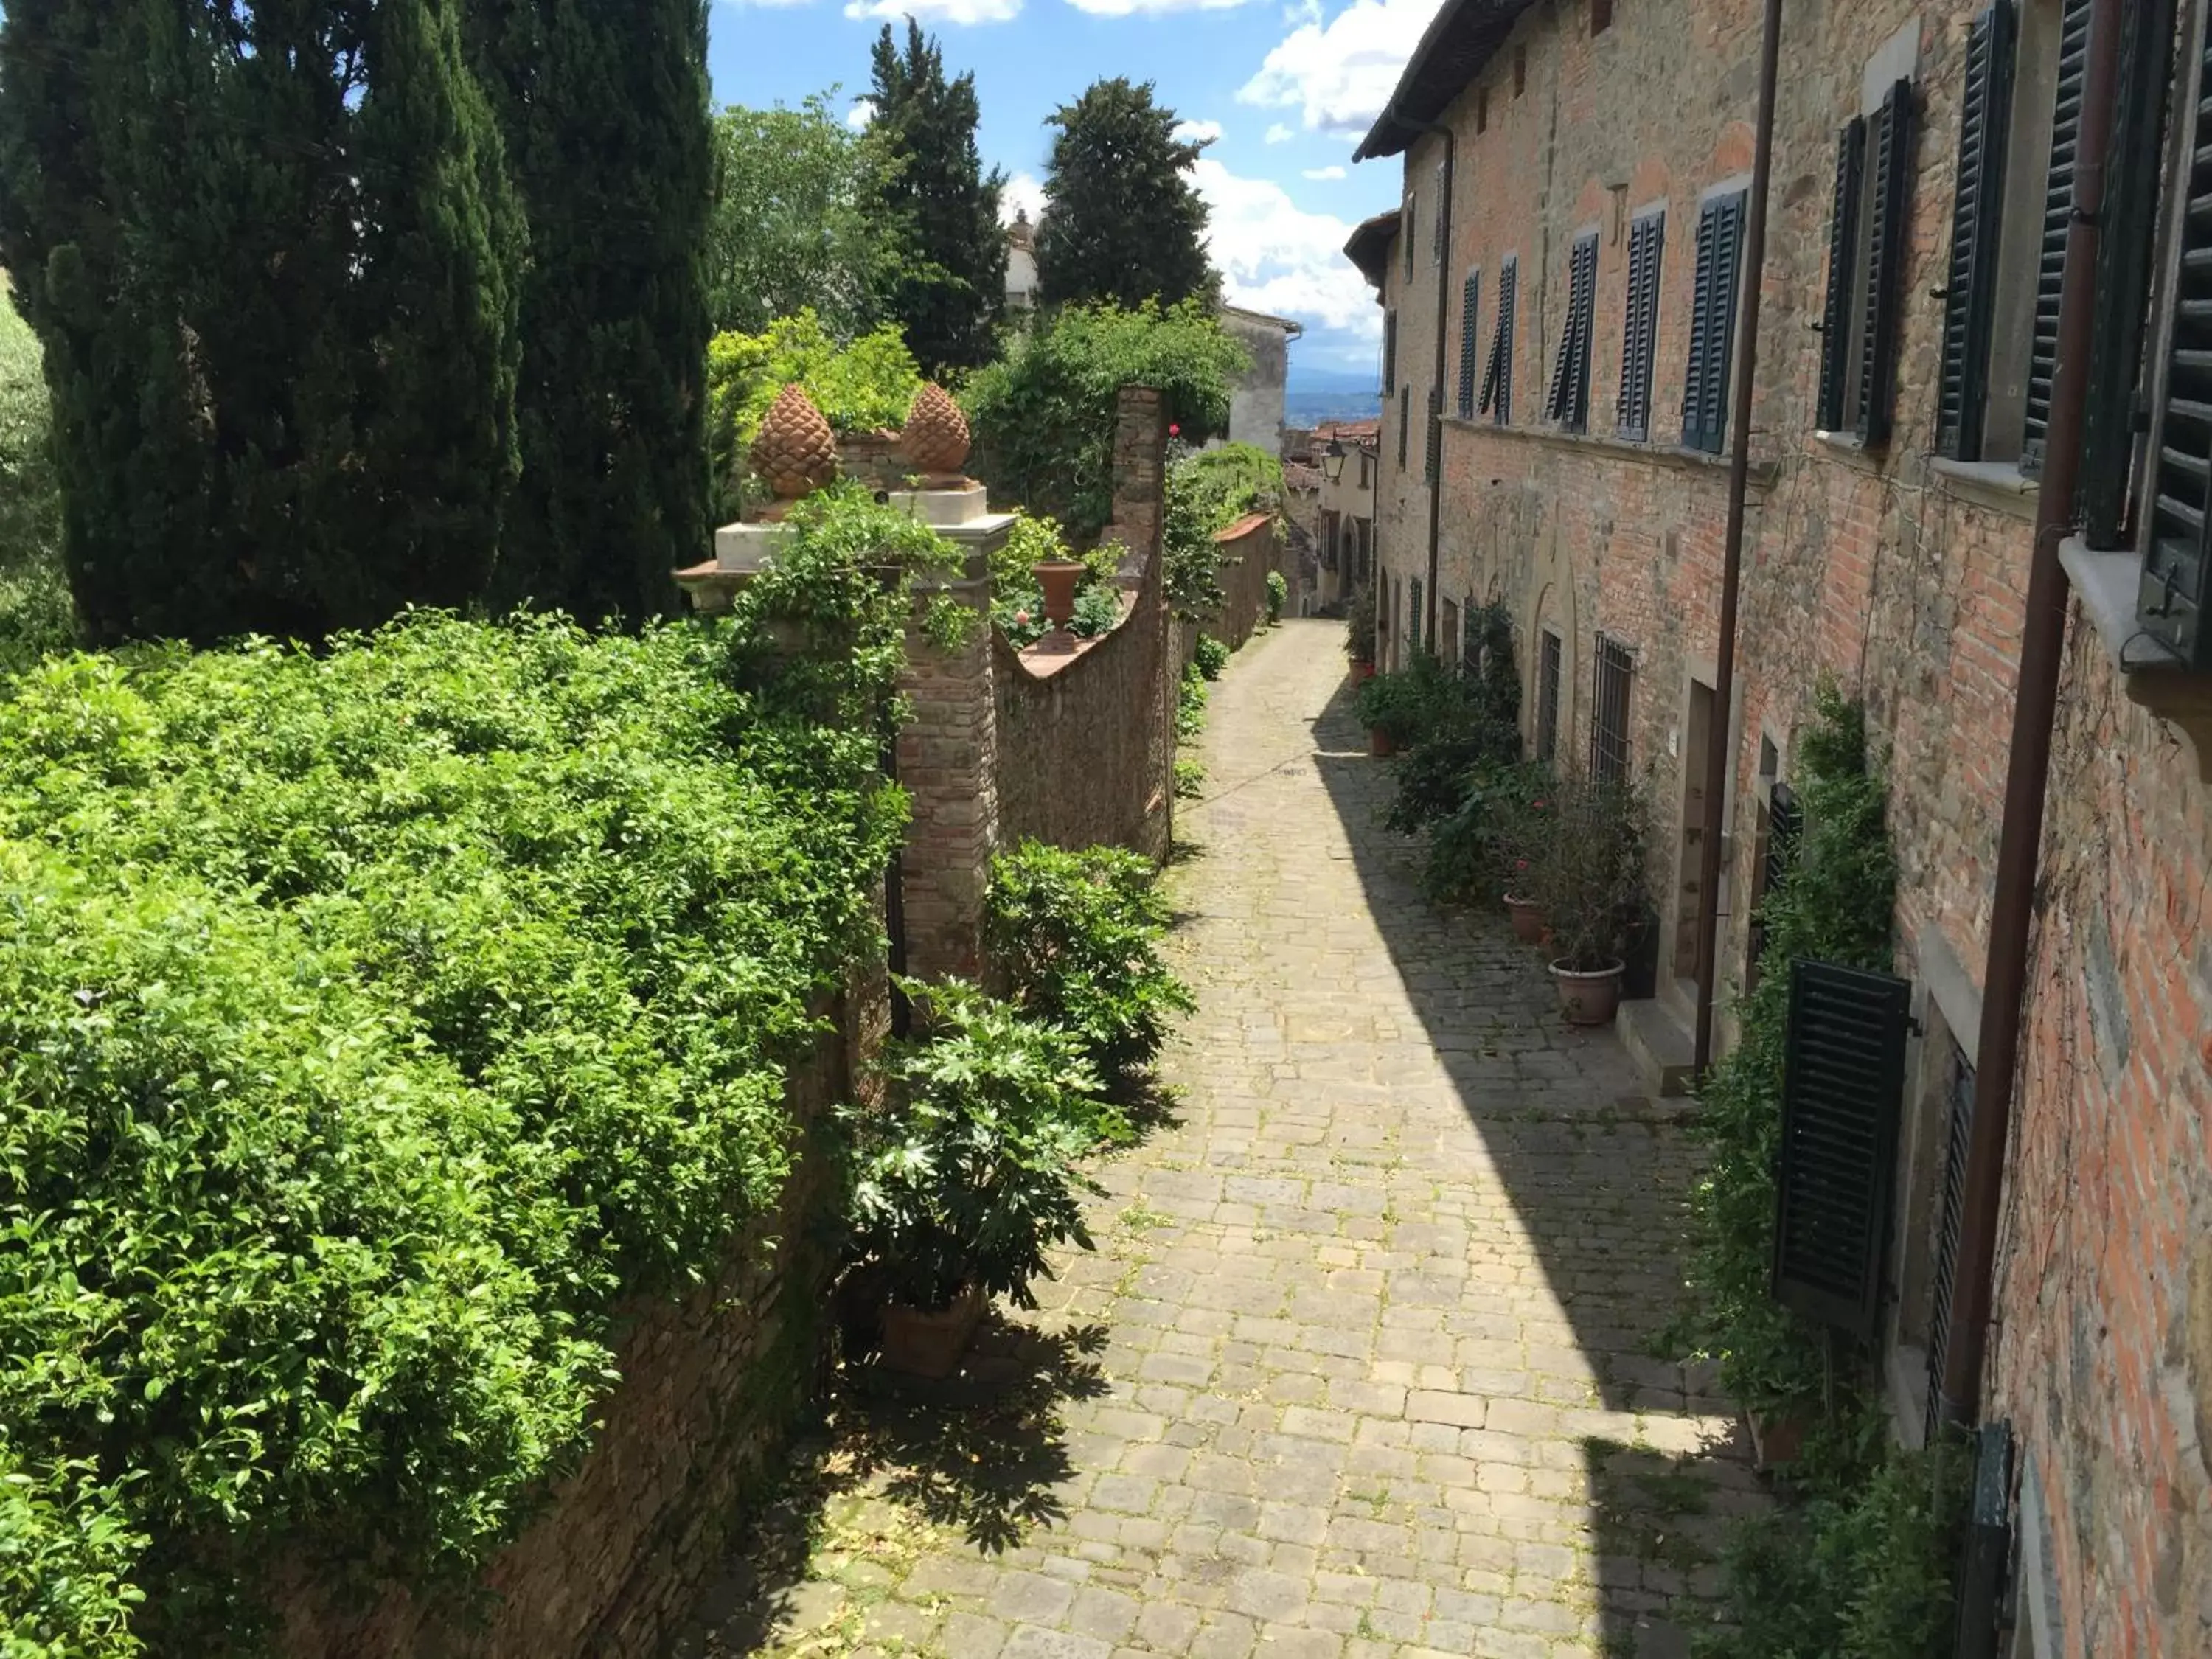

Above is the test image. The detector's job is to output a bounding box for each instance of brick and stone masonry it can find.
[1363,0,2212,1648]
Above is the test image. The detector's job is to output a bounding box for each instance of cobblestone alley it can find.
[680,619,1763,1659]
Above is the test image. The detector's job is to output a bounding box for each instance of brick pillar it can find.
[1104,385,1168,583]
[896,545,998,983]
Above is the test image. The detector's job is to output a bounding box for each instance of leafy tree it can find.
[473,0,714,626]
[709,92,908,338]
[0,280,73,667]
[1037,78,1216,311]
[962,300,1246,535]
[866,21,1007,375]
[0,0,524,644]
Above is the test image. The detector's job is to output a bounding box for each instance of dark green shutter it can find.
[1384,310,1398,394]
[1924,1039,1977,1446]
[1426,385,1442,481]
[1458,268,1482,419]
[1953,1422,2014,1659]
[1771,959,1911,1340]
[1857,79,1915,448]
[1747,779,1801,978]
[2139,14,2212,665]
[1479,256,1517,422]
[1397,386,1410,468]
[2021,0,2095,476]
[1683,192,1745,453]
[2081,0,2175,545]
[1618,212,1665,441]
[1817,120,1868,432]
[1938,7,2015,461]
[1548,232,1598,431]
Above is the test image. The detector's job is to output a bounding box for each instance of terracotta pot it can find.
[1550,957,1626,1026]
[1352,660,1377,682]
[1033,560,1085,629]
[1369,726,1396,757]
[1503,894,1545,944]
[1746,1408,1810,1472]
[880,1283,984,1380]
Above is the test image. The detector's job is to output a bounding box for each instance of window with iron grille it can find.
[1618,209,1666,441]
[1409,576,1425,650]
[1590,633,1632,781]
[1383,310,1398,394]
[1405,193,1417,279]
[1457,268,1483,419]
[1535,628,1562,763]
[1441,597,1461,665]
[1745,779,1800,990]
[1682,192,1746,453]
[1545,232,1599,432]
[1397,386,1410,469]
[1479,256,1517,424]
[1924,1038,1978,1447]
[1815,79,1914,445]
[1425,386,1442,482]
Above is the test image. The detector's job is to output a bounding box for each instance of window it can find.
[1425,386,1442,482]
[1590,632,1633,780]
[2020,0,2092,473]
[1456,267,1483,418]
[1815,80,1915,445]
[1441,597,1461,666]
[1477,86,1489,133]
[1460,596,1480,667]
[1618,209,1666,440]
[1923,1037,1978,1447]
[1397,386,1410,469]
[1514,43,1526,97]
[1681,192,1747,453]
[1745,778,1800,990]
[1383,310,1398,394]
[1479,255,1518,422]
[1592,0,1613,32]
[1405,194,1417,279]
[1935,4,2017,459]
[1535,628,1562,762]
[1545,232,1599,432]
[1410,576,1425,650]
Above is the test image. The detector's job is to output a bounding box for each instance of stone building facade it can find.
[1217,304,1304,455]
[1354,0,2212,1650]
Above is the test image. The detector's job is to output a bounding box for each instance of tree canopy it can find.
[1037,78,1216,313]
[866,21,1007,375]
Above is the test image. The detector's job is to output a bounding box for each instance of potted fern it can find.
[1523,769,1650,1025]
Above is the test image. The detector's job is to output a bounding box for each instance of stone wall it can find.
[1206,512,1283,658]
[1364,0,2212,1647]
[898,547,1000,983]
[274,978,886,1658]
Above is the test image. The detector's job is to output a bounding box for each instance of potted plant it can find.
[1355,654,1444,759]
[1523,768,1650,1025]
[1343,586,1378,681]
[846,983,1104,1378]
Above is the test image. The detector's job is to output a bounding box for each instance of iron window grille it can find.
[1618,209,1666,441]
[1398,386,1411,469]
[1590,632,1633,781]
[1535,628,1562,763]
[1425,386,1442,482]
[1682,192,1747,453]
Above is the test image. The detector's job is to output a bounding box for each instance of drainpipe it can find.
[1941,0,2122,1430]
[1691,0,1784,1074]
[1391,113,1455,653]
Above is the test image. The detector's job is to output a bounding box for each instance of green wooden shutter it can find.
[1479,256,1518,422]
[1857,79,1915,448]
[1384,311,1398,394]
[2138,13,2212,665]
[1618,212,1665,441]
[1924,1038,1977,1446]
[1817,120,1868,432]
[2081,0,2176,545]
[1771,959,1911,1340]
[1938,7,2015,461]
[1567,232,1599,433]
[1397,386,1410,468]
[1746,779,1801,979]
[1426,385,1442,481]
[1458,268,1482,419]
[1682,193,1745,453]
[2021,0,2096,476]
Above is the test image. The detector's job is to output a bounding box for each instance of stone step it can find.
[1618,995,1697,1098]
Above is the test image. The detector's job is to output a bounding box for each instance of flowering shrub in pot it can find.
[1521,768,1651,1025]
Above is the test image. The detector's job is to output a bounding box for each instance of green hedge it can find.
[0,503,923,1648]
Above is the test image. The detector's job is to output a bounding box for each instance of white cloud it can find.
[999,171,1047,226]
[1065,0,1247,14]
[846,98,877,131]
[1301,165,1346,180]
[1192,157,1379,340]
[1172,119,1224,145]
[1237,0,1445,137]
[844,0,1020,21]
[1265,122,1296,144]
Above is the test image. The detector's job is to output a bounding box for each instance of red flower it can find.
[1514,858,1529,871]
[1169,422,1181,437]
[1531,799,1548,810]
[1014,609,1031,625]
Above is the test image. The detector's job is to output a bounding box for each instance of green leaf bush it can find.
[987,512,1123,647]
[1191,635,1230,681]
[963,302,1248,538]
[986,841,1194,1085]
[1164,444,1282,621]
[0,285,74,675]
[0,496,931,1644]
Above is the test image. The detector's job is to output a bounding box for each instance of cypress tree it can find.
[474,0,714,624]
[0,0,523,644]
[1037,78,1216,313]
[868,21,1006,376]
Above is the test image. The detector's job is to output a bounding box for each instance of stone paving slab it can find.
[677,619,1760,1659]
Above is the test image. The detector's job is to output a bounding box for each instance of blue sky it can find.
[706,0,1442,372]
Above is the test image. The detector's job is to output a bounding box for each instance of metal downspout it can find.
[1941,0,2124,1429]
[1691,0,1784,1074]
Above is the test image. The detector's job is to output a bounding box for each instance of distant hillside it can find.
[1286,388,1381,427]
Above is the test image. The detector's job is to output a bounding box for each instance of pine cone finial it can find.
[751,384,838,508]
[900,382,971,479]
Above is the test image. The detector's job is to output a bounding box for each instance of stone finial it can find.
[751,383,838,507]
[900,383,972,479]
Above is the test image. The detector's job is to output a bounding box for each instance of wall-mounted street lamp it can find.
[1322,437,1348,486]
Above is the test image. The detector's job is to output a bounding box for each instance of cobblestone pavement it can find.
[680,619,1761,1659]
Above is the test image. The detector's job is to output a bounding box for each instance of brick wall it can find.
[1204,512,1284,657]
[273,978,886,1658]
[1366,0,2212,1645]
[899,547,1000,983]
